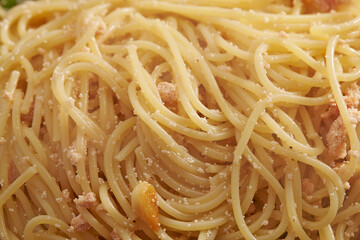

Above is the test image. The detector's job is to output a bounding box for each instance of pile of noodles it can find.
[1,0,360,239]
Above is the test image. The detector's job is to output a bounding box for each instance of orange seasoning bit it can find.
[301,0,350,12]
[157,81,178,112]
[131,181,160,232]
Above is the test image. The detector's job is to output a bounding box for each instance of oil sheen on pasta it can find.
[1,0,360,239]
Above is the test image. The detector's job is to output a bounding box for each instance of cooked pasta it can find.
[1,0,360,239]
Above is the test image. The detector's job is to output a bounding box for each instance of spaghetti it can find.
[1,0,360,239]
